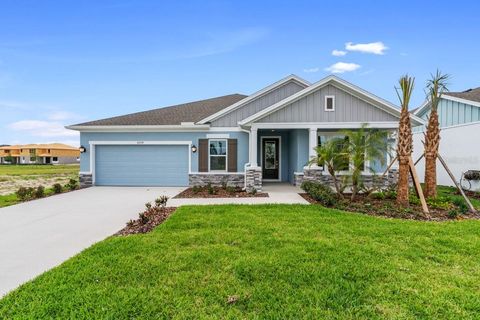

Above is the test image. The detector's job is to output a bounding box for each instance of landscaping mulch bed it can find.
[457,189,480,200]
[300,193,480,221]
[116,207,176,236]
[174,186,268,198]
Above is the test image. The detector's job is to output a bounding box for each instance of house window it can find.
[318,133,367,172]
[209,139,227,171]
[52,157,58,162]
[325,95,335,111]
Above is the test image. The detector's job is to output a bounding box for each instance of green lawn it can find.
[0,193,19,207]
[0,164,79,176]
[1,205,479,319]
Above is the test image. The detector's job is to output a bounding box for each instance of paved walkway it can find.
[0,183,306,297]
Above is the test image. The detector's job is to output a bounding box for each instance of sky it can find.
[1,0,479,146]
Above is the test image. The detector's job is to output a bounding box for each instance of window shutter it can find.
[198,139,208,172]
[227,139,237,172]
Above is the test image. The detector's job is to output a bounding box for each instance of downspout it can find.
[240,127,251,190]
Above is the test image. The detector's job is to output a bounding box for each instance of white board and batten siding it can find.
[257,84,398,123]
[211,81,305,127]
[413,122,480,191]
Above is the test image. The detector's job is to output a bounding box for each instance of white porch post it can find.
[308,128,317,162]
[249,128,258,167]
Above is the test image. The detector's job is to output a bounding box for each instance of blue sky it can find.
[1,0,479,146]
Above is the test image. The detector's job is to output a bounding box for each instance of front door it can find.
[262,138,280,180]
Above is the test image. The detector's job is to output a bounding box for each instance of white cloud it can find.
[332,49,347,56]
[345,42,388,55]
[48,111,81,121]
[303,67,319,73]
[325,62,361,74]
[8,120,79,138]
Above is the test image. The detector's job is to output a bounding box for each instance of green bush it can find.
[66,178,78,191]
[426,196,452,210]
[16,187,33,201]
[370,192,385,200]
[192,185,201,194]
[53,183,63,194]
[207,183,216,195]
[225,186,236,194]
[448,210,458,219]
[155,195,169,209]
[35,186,45,198]
[452,198,469,214]
[301,181,336,206]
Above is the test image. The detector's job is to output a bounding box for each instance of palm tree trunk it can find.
[328,167,344,199]
[397,158,410,205]
[424,156,437,198]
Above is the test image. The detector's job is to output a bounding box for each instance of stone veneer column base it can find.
[245,167,262,192]
[189,173,244,187]
[79,173,93,188]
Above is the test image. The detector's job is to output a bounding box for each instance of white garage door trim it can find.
[85,140,192,185]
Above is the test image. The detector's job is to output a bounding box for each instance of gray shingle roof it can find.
[445,87,480,103]
[72,94,247,126]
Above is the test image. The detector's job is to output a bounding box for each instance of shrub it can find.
[221,178,228,190]
[249,188,257,195]
[448,210,458,219]
[207,183,216,195]
[192,185,201,194]
[66,178,78,191]
[226,186,236,194]
[145,202,152,209]
[155,195,169,209]
[16,187,33,201]
[370,192,386,200]
[301,181,336,206]
[139,212,149,224]
[35,186,45,198]
[452,198,469,214]
[426,196,453,210]
[53,183,63,194]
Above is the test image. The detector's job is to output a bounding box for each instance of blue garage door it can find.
[95,145,189,186]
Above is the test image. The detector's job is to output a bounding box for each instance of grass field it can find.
[0,164,79,204]
[1,204,479,319]
[0,164,79,176]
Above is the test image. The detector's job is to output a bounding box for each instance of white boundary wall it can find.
[413,121,480,191]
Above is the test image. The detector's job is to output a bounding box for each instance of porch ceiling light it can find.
[191,145,197,153]
[79,146,86,153]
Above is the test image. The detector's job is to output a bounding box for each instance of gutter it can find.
[65,124,211,132]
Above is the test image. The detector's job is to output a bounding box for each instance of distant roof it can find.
[72,94,247,127]
[445,87,480,103]
[0,143,78,150]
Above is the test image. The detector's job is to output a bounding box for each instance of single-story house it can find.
[67,75,424,190]
[412,87,480,190]
[0,143,80,165]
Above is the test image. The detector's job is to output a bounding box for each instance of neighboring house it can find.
[412,87,480,189]
[0,143,80,165]
[67,75,423,190]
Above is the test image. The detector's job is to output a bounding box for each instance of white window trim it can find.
[260,136,282,182]
[324,95,335,112]
[317,132,374,175]
[52,157,59,163]
[208,139,228,172]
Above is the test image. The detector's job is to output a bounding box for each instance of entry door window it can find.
[264,141,276,169]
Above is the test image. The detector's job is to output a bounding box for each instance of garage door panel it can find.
[95,145,189,186]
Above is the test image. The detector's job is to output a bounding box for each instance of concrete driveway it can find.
[0,186,184,297]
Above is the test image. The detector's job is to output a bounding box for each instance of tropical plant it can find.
[395,75,415,206]
[341,124,387,201]
[301,181,337,206]
[308,138,346,197]
[424,70,449,198]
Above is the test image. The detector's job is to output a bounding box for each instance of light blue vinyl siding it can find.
[80,131,249,174]
[416,98,480,131]
[95,145,189,186]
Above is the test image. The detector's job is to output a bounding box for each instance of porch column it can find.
[308,128,317,162]
[249,128,258,167]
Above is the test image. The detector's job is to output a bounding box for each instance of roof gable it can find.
[240,75,424,126]
[197,75,310,124]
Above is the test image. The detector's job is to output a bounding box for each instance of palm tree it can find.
[395,75,415,206]
[342,124,387,201]
[424,70,449,198]
[309,138,345,198]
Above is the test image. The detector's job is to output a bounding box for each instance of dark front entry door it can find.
[262,138,279,180]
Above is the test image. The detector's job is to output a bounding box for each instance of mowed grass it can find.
[0,164,79,176]
[1,205,480,319]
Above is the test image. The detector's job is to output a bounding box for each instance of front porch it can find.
[245,125,397,192]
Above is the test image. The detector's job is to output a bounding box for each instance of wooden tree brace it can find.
[408,156,429,215]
